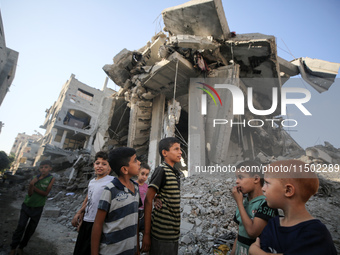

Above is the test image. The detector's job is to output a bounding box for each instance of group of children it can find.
[9,137,337,255]
[230,160,337,255]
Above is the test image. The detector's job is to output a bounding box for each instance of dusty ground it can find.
[0,184,77,255]
[1,170,339,255]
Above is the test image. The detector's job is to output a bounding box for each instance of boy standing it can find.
[72,151,113,255]
[231,161,278,255]
[10,160,55,255]
[249,159,337,255]
[91,147,141,255]
[142,137,182,255]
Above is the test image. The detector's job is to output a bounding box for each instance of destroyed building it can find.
[101,0,340,174]
[34,74,114,164]
[10,132,43,172]
[0,10,18,107]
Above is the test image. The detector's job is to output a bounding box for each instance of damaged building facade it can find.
[101,0,340,174]
[0,10,18,108]
[34,74,114,164]
[9,132,43,172]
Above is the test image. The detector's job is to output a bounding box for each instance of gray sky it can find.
[0,0,339,154]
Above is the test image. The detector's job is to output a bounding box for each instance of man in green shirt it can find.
[10,160,55,255]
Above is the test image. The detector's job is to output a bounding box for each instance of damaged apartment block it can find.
[35,74,114,165]
[102,0,340,174]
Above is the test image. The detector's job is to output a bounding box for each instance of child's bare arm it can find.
[141,187,157,252]
[249,238,283,255]
[91,209,107,255]
[31,177,55,197]
[28,177,38,196]
[72,194,88,227]
[232,187,267,238]
[230,236,237,255]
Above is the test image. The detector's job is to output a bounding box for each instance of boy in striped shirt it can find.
[142,137,182,255]
[91,147,141,255]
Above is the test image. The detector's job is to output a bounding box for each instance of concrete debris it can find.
[43,207,61,218]
[100,0,339,174]
[162,0,230,40]
[292,57,340,93]
[3,141,340,253]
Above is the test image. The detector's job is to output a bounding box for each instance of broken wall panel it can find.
[292,57,340,93]
[101,0,340,176]
[143,52,197,99]
[162,0,230,40]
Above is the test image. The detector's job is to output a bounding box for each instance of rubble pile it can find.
[178,175,238,254]
[4,142,340,254]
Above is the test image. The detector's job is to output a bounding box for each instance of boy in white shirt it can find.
[72,151,113,255]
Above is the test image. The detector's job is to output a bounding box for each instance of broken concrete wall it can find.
[162,0,230,40]
[35,74,114,164]
[102,0,339,175]
[0,10,19,107]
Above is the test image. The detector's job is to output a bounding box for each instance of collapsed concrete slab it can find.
[143,52,197,98]
[162,0,230,40]
[169,35,220,51]
[292,57,340,93]
[142,35,167,66]
[101,0,339,175]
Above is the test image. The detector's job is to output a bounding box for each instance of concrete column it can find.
[60,130,68,149]
[86,135,94,150]
[207,66,240,166]
[188,78,206,176]
[127,101,138,148]
[148,94,165,172]
[164,99,181,138]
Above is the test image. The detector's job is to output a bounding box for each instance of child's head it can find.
[263,159,319,208]
[108,147,140,177]
[235,160,263,194]
[158,137,182,164]
[137,162,150,184]
[94,151,111,178]
[39,160,52,175]
[95,151,109,161]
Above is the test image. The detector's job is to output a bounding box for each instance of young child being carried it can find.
[72,151,113,255]
[231,160,278,255]
[91,147,141,255]
[249,159,337,255]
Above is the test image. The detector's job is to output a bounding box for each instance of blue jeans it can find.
[10,203,43,249]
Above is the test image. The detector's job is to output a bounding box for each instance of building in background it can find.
[0,10,19,107]
[10,132,43,172]
[34,74,114,163]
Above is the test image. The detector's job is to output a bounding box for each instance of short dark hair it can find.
[158,137,181,160]
[40,160,52,167]
[140,162,150,171]
[236,160,264,186]
[95,151,109,161]
[108,147,136,176]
